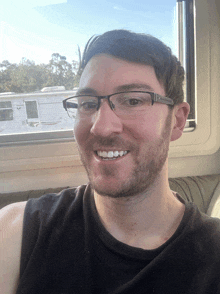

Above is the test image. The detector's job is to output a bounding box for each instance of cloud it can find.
[113,5,126,11]
[32,0,67,6]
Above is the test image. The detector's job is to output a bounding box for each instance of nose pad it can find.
[97,98,115,111]
[90,99,123,136]
[109,100,115,110]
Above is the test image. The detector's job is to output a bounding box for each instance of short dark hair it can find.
[79,29,184,105]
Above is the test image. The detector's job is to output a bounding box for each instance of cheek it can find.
[132,115,164,141]
[154,116,167,136]
[74,119,90,146]
[140,107,170,139]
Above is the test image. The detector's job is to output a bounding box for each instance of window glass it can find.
[0,101,13,121]
[25,101,39,119]
[0,0,184,140]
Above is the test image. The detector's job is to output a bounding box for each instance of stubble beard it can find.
[78,112,172,199]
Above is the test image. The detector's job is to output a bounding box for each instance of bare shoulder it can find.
[0,201,27,294]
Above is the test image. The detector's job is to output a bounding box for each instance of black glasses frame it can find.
[63,91,174,113]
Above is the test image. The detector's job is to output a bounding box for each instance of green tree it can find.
[0,54,80,93]
[45,53,76,89]
[0,61,18,92]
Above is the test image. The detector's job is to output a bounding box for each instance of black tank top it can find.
[17,184,220,294]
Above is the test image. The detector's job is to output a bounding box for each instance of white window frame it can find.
[169,0,220,158]
[0,101,13,121]
[0,0,219,192]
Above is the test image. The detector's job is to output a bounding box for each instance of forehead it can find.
[79,54,165,95]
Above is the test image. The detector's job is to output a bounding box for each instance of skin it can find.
[0,201,26,294]
[74,54,190,249]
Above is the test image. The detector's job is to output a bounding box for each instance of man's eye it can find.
[127,98,142,106]
[79,101,97,111]
[121,98,143,107]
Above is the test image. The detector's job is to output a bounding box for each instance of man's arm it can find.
[0,201,27,294]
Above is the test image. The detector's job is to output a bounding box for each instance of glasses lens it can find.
[66,96,99,118]
[77,96,98,115]
[110,92,152,117]
[66,97,78,118]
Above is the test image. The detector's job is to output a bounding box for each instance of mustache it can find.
[84,135,136,151]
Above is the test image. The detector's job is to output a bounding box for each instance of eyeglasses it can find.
[63,91,174,120]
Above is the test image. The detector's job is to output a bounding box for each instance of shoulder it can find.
[0,201,27,294]
[189,206,220,256]
[197,210,220,234]
[0,201,27,244]
[24,185,88,219]
[179,202,220,253]
[20,185,90,251]
[200,213,220,241]
[24,185,90,219]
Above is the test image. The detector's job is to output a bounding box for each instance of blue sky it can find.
[0,0,177,65]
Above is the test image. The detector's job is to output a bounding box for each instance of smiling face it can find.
[74,54,174,198]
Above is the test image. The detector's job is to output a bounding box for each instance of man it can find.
[1,30,220,293]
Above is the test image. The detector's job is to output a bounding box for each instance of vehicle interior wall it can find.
[169,0,220,177]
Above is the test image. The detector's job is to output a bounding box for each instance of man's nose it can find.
[90,100,123,137]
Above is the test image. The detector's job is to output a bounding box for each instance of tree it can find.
[44,53,76,89]
[0,54,80,93]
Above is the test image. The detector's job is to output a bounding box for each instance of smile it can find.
[96,150,128,160]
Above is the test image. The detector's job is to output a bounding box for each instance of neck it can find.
[94,171,185,250]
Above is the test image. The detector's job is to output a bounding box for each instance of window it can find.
[25,101,38,119]
[177,0,195,125]
[0,101,13,121]
[0,0,182,145]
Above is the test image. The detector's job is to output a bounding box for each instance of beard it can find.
[77,111,172,198]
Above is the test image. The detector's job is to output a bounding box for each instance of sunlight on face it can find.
[74,55,173,198]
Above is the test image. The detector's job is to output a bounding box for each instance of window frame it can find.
[169,0,220,157]
[0,101,13,121]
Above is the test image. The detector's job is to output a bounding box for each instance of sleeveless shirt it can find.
[16,184,220,294]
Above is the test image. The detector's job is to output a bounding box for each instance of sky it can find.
[0,0,178,65]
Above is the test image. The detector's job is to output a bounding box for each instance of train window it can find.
[0,0,192,145]
[1,0,219,169]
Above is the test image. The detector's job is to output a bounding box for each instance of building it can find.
[0,87,76,135]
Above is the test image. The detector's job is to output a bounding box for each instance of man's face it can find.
[74,54,173,198]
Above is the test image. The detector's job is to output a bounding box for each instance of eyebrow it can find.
[75,87,98,96]
[76,83,155,96]
[115,83,155,93]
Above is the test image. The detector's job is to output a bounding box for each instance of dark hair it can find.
[79,30,184,105]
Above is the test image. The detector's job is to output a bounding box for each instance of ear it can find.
[170,102,190,141]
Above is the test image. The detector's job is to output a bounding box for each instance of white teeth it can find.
[119,151,124,157]
[108,151,114,158]
[97,150,128,159]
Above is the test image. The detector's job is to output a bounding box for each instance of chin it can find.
[89,167,161,199]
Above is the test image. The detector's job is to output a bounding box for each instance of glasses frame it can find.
[63,91,174,117]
